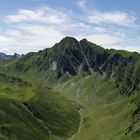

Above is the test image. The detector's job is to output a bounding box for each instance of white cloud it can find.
[5,29,22,37]
[0,48,9,52]
[17,24,63,37]
[105,45,140,52]
[6,7,67,25]
[1,6,70,54]
[0,24,64,54]
[0,36,16,46]
[93,27,107,33]
[77,34,122,46]
[0,3,139,54]
[18,25,64,47]
[88,11,137,27]
[76,0,137,27]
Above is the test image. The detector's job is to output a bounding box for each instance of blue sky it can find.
[0,0,140,54]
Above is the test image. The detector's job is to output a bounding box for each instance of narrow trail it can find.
[67,110,83,140]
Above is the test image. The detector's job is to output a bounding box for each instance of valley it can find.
[0,37,140,140]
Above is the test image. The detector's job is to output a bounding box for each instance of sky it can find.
[0,0,140,54]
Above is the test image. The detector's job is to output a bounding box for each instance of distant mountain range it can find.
[0,52,21,60]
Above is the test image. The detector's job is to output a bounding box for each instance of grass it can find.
[0,73,80,140]
[0,73,35,101]
[54,72,138,140]
[26,87,81,139]
[0,71,138,140]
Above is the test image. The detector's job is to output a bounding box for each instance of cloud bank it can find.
[0,1,139,54]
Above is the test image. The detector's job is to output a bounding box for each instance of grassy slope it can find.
[0,73,48,140]
[7,69,140,140]
[0,73,80,140]
[0,73,35,101]
[26,87,81,139]
[51,73,139,140]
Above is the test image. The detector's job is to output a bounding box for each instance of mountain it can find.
[7,37,140,96]
[0,52,11,60]
[0,52,21,60]
[0,37,140,140]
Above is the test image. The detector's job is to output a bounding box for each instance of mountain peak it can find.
[54,36,80,50]
[60,36,78,44]
[80,38,88,43]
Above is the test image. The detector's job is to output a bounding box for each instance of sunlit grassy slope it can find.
[0,71,139,140]
[0,73,34,101]
[50,72,139,140]
[7,69,139,140]
[0,73,80,140]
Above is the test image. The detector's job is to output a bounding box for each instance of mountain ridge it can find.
[5,37,139,96]
[0,52,21,60]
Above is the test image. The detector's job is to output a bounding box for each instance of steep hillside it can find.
[0,73,80,140]
[55,73,136,140]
